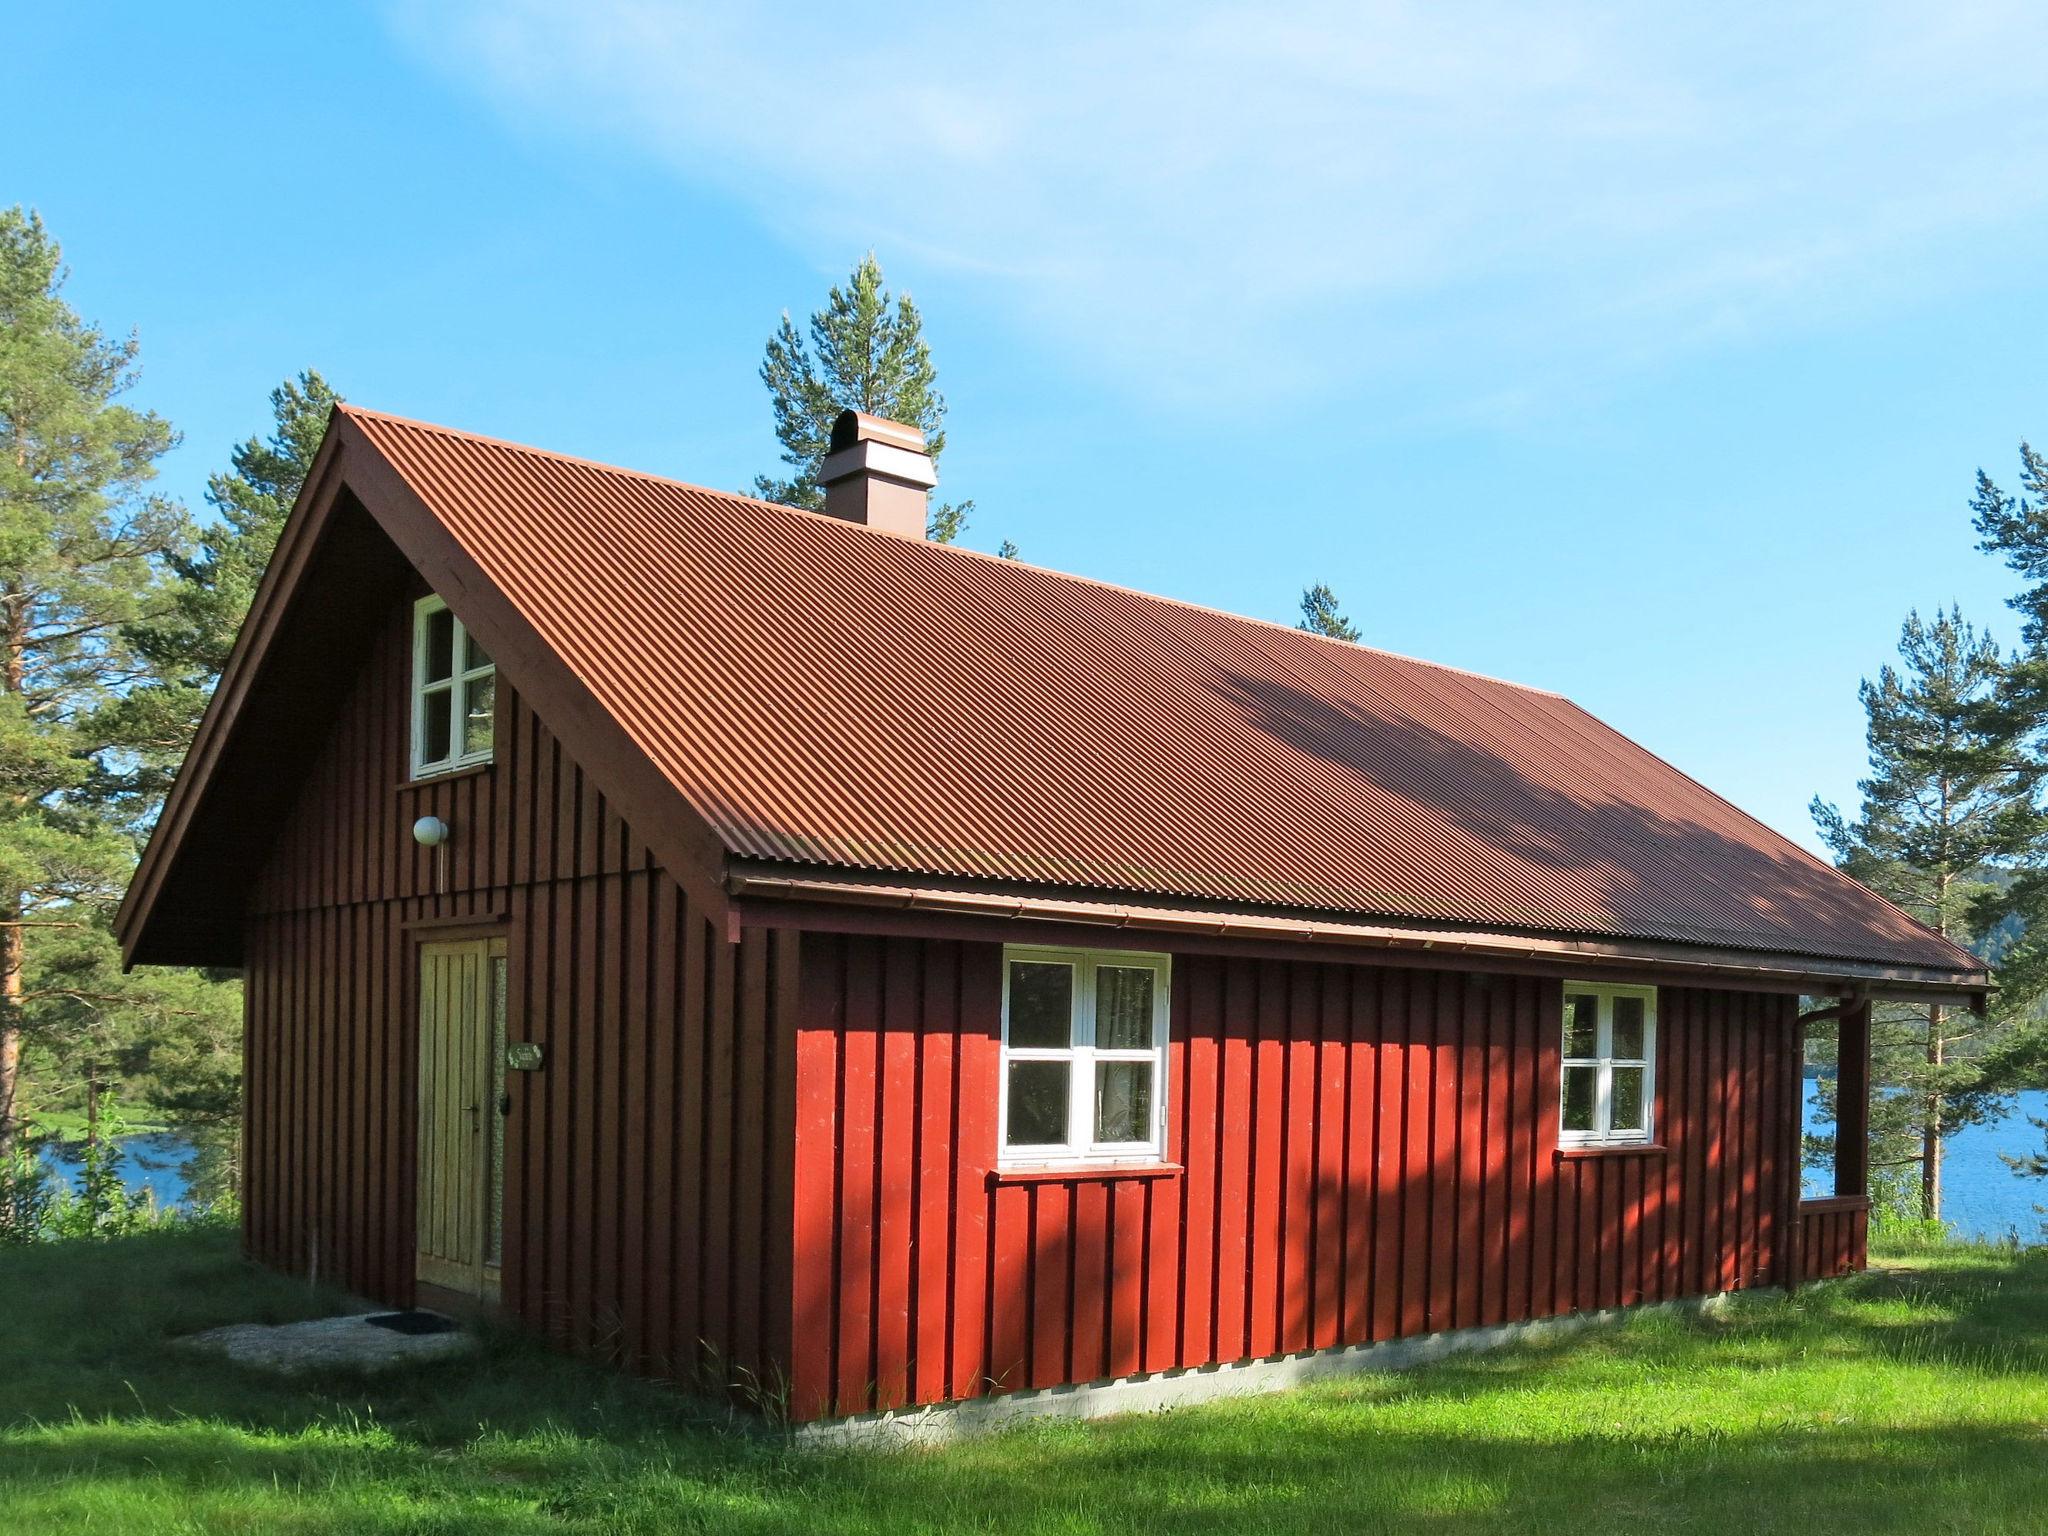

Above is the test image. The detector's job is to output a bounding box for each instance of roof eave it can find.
[726,864,1990,1006]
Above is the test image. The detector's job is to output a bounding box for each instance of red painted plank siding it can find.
[789,937,1798,1423]
[1799,1198,1871,1281]
[240,593,793,1399]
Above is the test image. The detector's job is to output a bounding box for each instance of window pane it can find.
[1562,1064,1596,1132]
[1006,1060,1069,1146]
[1096,966,1155,1049]
[1008,962,1074,1049]
[1611,996,1646,1060]
[464,627,492,672]
[1611,1066,1646,1132]
[424,607,455,682]
[1563,994,1597,1058]
[421,684,452,764]
[463,674,496,756]
[1095,1061,1153,1143]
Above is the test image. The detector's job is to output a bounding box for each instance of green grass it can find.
[5,1231,2048,1534]
[17,1105,172,1141]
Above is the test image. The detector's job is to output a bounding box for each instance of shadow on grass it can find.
[5,1230,2048,1534]
[0,1227,735,1445]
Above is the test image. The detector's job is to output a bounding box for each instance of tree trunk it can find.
[1922,1003,1944,1223]
[0,915,19,1163]
[1,600,23,1163]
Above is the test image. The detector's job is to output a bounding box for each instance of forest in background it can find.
[1808,443,2048,1225]
[0,223,1009,1232]
[1,204,339,1216]
[3,198,2041,1238]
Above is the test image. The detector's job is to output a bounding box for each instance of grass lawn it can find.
[4,1229,2048,1533]
[17,1106,172,1142]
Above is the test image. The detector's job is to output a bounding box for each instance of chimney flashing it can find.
[818,410,936,539]
[819,438,939,492]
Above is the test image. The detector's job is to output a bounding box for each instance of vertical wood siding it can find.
[1797,1197,1870,1282]
[241,595,793,1394]
[789,936,1797,1422]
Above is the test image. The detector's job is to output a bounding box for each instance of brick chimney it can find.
[818,409,936,539]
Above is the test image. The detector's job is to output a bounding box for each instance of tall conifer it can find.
[1812,607,2043,1219]
[122,371,337,797]
[1298,584,1360,641]
[0,208,192,1159]
[756,254,972,542]
[1959,440,2048,1181]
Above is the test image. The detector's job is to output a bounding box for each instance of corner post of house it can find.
[1834,998,1871,1201]
[1779,1002,1807,1294]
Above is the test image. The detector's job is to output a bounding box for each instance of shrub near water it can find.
[0,1096,231,1245]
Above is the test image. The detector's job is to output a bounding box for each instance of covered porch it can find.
[1797,998,1873,1283]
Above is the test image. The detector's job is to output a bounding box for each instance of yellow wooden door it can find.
[416,937,507,1299]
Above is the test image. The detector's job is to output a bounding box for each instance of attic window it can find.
[1559,983,1656,1147]
[412,596,495,778]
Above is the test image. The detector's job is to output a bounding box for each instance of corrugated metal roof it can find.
[342,404,1979,977]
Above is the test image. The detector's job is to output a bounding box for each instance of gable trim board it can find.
[118,415,733,968]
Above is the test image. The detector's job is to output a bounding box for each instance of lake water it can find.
[37,1086,2048,1242]
[40,1132,198,1212]
[1803,1080,2048,1244]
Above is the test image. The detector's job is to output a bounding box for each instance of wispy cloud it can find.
[391,1,2048,414]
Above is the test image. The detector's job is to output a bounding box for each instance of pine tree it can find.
[756,253,972,542]
[0,208,194,1161]
[1960,438,2048,1184]
[122,371,337,798]
[84,374,339,1184]
[1971,442,2048,643]
[169,369,336,677]
[1810,607,2044,1220]
[1298,584,1360,641]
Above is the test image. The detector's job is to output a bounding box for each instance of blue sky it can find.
[19,2,2048,852]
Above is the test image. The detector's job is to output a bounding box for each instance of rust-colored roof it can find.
[324,404,1974,979]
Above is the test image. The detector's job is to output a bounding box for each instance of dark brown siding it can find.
[789,936,1797,1422]
[241,595,793,1393]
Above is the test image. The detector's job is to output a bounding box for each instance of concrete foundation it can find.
[795,1289,1754,1449]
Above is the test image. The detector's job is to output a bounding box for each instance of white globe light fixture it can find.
[412,816,450,847]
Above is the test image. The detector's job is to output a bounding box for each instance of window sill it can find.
[396,761,494,792]
[1555,1143,1667,1161]
[989,1162,1182,1186]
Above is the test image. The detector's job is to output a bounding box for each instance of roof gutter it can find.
[727,867,1991,1007]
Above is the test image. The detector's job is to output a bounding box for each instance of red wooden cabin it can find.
[118,405,1982,1430]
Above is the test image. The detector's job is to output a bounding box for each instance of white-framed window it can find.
[1559,982,1656,1146]
[411,595,496,778]
[1000,946,1170,1167]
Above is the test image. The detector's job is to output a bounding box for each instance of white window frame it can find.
[999,946,1170,1168]
[1559,982,1657,1147]
[410,595,496,779]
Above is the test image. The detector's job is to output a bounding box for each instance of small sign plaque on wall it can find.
[505,1042,544,1071]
